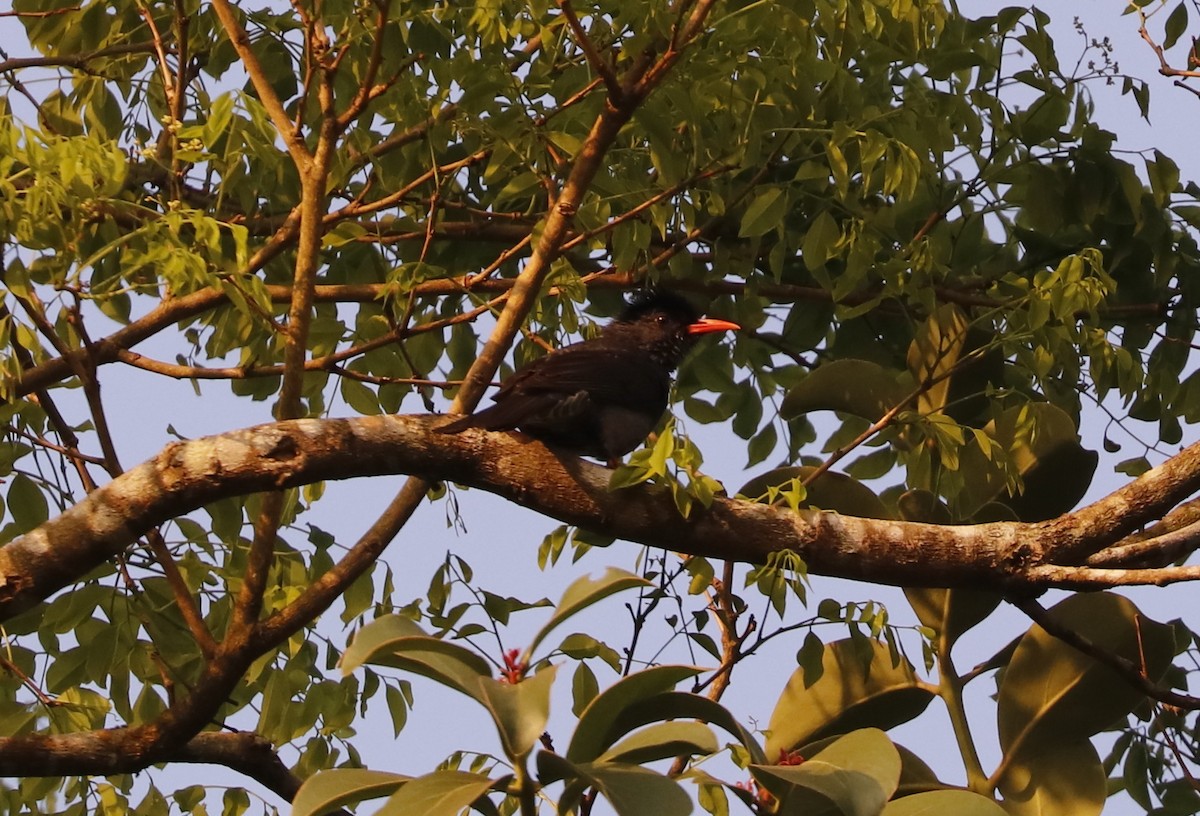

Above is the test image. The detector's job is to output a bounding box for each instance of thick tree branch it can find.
[1088,499,1200,568]
[174,732,309,801]
[0,725,310,801]
[3,415,1200,622]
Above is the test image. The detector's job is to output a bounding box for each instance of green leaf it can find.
[738,466,888,519]
[585,763,694,816]
[567,666,704,762]
[559,632,622,671]
[7,474,48,534]
[903,588,1002,650]
[896,489,951,523]
[1122,739,1151,810]
[544,755,695,816]
[752,729,901,816]
[1175,204,1200,230]
[376,771,496,816]
[765,639,934,759]
[881,789,1007,814]
[893,744,942,796]
[599,721,718,765]
[802,211,842,273]
[781,359,909,421]
[997,593,1173,754]
[994,739,1105,816]
[527,568,650,656]
[612,691,767,765]
[292,769,410,816]
[572,661,600,716]
[1147,149,1181,208]
[1164,2,1188,50]
[341,616,492,695]
[739,187,788,238]
[906,303,968,415]
[344,616,552,760]
[385,683,409,737]
[1116,456,1151,477]
[476,665,558,760]
[956,403,1097,520]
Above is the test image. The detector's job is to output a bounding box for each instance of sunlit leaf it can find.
[781,359,909,422]
[765,640,934,759]
[527,568,650,656]
[292,769,411,816]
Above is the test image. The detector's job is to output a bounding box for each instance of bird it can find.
[437,291,740,466]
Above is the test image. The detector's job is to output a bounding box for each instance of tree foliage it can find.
[2,0,1200,813]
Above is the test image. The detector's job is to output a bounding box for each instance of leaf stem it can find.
[936,634,990,793]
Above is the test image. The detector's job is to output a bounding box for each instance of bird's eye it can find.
[655,314,668,325]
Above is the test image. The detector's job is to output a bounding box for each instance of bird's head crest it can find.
[617,289,701,325]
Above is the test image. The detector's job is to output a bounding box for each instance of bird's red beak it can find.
[687,317,740,336]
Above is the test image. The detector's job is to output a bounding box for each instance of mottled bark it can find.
[3,414,1198,624]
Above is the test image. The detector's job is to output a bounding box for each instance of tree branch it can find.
[5,415,1200,622]
[0,727,317,804]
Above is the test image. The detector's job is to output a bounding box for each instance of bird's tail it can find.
[435,414,477,434]
[436,399,538,434]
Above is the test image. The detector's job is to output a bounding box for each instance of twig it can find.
[1010,596,1200,710]
[556,0,622,99]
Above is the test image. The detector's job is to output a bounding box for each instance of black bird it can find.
[438,291,739,465]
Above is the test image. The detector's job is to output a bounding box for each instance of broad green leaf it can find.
[292,769,411,816]
[896,489,952,523]
[781,359,909,422]
[0,701,38,738]
[559,632,622,671]
[586,763,694,816]
[385,683,409,737]
[612,691,767,765]
[765,733,937,797]
[599,721,718,764]
[802,211,842,272]
[881,789,1007,814]
[752,729,901,816]
[942,328,1007,425]
[893,743,942,795]
[545,755,694,816]
[343,620,554,760]
[341,616,492,698]
[8,474,48,534]
[995,739,1105,816]
[527,568,650,656]
[811,728,901,790]
[738,466,889,519]
[739,187,788,238]
[572,661,600,716]
[376,771,496,816]
[1147,149,1181,209]
[340,376,381,416]
[906,303,968,416]
[957,403,1097,520]
[765,640,933,759]
[997,593,1173,756]
[1164,2,1189,50]
[476,665,558,760]
[567,666,703,762]
[903,588,1002,650]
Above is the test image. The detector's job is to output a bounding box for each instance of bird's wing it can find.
[494,344,669,406]
[439,344,672,434]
